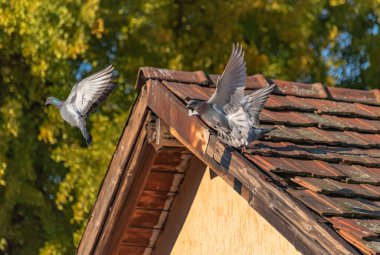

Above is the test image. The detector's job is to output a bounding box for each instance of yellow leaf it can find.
[329,0,345,7]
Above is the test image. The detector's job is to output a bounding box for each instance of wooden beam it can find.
[147,117,184,151]
[77,86,149,255]
[146,80,359,255]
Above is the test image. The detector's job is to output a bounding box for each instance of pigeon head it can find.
[185,100,205,116]
[45,97,63,108]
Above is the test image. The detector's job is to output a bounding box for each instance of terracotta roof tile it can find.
[250,141,380,166]
[260,109,315,126]
[288,189,346,216]
[331,197,380,218]
[289,189,380,218]
[272,79,328,98]
[292,177,380,199]
[327,217,380,239]
[313,100,380,119]
[266,126,377,148]
[327,86,380,105]
[249,155,344,178]
[330,164,380,185]
[137,67,209,89]
[337,230,380,255]
[265,95,316,111]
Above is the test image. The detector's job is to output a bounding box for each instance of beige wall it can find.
[170,167,302,255]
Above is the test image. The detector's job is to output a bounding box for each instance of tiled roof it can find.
[137,67,380,255]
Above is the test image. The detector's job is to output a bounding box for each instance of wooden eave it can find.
[77,68,359,255]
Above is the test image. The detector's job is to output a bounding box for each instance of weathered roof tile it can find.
[330,164,380,185]
[288,189,346,216]
[290,189,380,218]
[338,230,380,255]
[328,217,380,239]
[136,67,209,89]
[327,86,380,105]
[292,177,380,199]
[273,79,328,98]
[249,155,344,178]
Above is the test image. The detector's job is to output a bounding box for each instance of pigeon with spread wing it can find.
[186,44,275,148]
[45,65,117,146]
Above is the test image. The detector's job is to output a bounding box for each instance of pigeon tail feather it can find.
[247,127,276,144]
[86,134,93,146]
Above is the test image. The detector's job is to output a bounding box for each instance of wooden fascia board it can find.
[97,126,157,255]
[145,79,359,255]
[77,86,150,255]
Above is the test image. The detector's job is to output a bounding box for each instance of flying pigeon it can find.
[186,44,275,148]
[45,65,117,146]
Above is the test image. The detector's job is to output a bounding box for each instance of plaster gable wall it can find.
[170,167,302,255]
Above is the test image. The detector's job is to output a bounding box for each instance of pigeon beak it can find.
[45,100,49,106]
[188,109,199,116]
[185,104,190,109]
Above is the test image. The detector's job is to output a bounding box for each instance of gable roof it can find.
[79,67,380,255]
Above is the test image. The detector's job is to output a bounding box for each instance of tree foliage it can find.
[1,0,380,254]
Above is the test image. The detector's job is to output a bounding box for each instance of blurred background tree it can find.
[0,0,380,254]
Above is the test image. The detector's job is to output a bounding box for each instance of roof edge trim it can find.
[135,67,209,90]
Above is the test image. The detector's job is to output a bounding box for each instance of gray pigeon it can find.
[45,65,117,146]
[186,44,275,148]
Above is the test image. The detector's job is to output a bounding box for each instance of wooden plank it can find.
[122,227,155,247]
[145,172,185,192]
[145,80,359,255]
[136,190,175,210]
[77,87,149,255]
[152,152,189,172]
[94,112,158,254]
[117,245,152,255]
[129,209,168,229]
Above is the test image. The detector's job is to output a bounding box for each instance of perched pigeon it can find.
[45,65,117,146]
[186,44,275,148]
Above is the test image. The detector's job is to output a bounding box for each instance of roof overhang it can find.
[78,69,360,255]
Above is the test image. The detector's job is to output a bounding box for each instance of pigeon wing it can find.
[243,83,275,128]
[66,65,117,117]
[208,43,246,111]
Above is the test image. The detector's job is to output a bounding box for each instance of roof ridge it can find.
[135,67,380,106]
